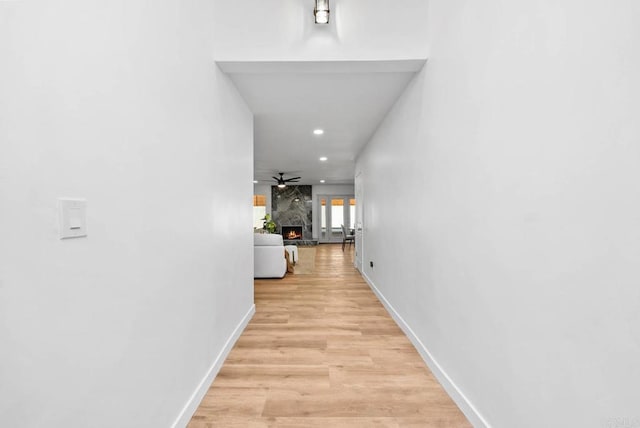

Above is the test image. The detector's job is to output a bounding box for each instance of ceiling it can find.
[218,60,426,185]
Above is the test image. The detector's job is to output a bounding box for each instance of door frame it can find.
[354,172,363,270]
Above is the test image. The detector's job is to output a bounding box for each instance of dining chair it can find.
[341,224,355,251]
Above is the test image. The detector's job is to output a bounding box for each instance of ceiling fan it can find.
[272,172,301,188]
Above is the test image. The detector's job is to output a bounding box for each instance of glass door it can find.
[329,197,344,241]
[318,195,355,243]
[319,197,328,241]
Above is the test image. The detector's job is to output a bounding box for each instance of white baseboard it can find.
[171,304,256,428]
[361,272,490,428]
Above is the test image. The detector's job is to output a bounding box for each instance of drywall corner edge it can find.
[360,272,490,428]
[171,304,256,428]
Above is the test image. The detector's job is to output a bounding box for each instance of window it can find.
[331,198,344,232]
[253,195,266,229]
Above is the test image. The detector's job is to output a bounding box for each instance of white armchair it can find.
[254,233,287,278]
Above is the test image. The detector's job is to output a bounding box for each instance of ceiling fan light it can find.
[278,184,286,188]
[314,0,329,24]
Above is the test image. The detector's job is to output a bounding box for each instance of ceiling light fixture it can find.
[319,156,328,161]
[273,172,301,187]
[320,179,326,183]
[313,129,324,135]
[314,0,329,24]
[253,180,258,183]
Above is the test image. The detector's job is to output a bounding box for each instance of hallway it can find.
[189,245,470,427]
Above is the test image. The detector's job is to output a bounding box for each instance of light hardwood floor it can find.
[189,244,471,427]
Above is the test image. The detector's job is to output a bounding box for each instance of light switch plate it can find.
[59,198,87,239]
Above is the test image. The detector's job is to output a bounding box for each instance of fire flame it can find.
[287,230,301,239]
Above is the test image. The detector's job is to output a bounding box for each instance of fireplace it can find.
[281,225,303,240]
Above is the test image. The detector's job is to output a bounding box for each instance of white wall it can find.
[0,1,254,427]
[211,0,428,61]
[357,1,640,427]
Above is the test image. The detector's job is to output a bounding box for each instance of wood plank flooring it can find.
[189,244,470,427]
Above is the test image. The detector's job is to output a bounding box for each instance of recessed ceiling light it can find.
[320,179,325,183]
[319,156,328,161]
[313,129,324,135]
[253,180,258,183]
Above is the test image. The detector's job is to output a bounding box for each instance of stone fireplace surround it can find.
[271,185,317,245]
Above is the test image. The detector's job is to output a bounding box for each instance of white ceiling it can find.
[218,60,426,185]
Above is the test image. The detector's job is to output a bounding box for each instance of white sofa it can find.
[254,233,287,278]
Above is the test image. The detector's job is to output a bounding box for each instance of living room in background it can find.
[253,194,266,229]
[318,195,355,243]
